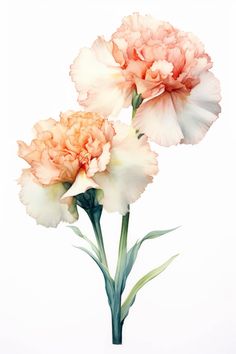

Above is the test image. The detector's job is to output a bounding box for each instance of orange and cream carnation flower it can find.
[18,111,158,226]
[71,13,221,146]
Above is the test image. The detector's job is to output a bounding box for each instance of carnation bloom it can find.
[71,13,221,146]
[64,121,158,214]
[18,111,157,226]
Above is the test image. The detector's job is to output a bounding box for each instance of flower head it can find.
[18,111,115,186]
[63,120,158,215]
[18,111,158,225]
[71,13,221,146]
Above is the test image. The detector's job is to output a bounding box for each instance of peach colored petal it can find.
[112,41,125,66]
[86,142,111,177]
[62,170,99,199]
[33,118,57,136]
[112,13,211,94]
[97,142,111,171]
[126,60,148,78]
[151,60,174,79]
[31,159,61,185]
[18,111,115,186]
[134,77,165,100]
[17,140,41,163]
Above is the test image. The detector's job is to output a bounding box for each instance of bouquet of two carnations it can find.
[17,13,221,345]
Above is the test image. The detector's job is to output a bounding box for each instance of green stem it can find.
[110,210,130,345]
[115,210,130,290]
[132,107,137,119]
[111,296,123,344]
[89,212,108,269]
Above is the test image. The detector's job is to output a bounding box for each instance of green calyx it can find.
[75,188,102,220]
[132,90,143,118]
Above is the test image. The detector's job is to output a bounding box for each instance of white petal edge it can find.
[70,37,132,117]
[87,142,111,177]
[93,122,158,214]
[133,71,221,146]
[19,171,78,227]
[175,71,221,144]
[133,92,184,146]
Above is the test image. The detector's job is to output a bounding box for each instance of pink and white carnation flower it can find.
[18,111,158,226]
[71,13,221,146]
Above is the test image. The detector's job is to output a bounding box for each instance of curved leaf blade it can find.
[141,226,180,243]
[68,225,101,260]
[75,246,114,306]
[121,254,179,321]
[124,242,140,281]
[124,227,179,283]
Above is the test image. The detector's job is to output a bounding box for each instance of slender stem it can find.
[132,108,137,119]
[110,210,130,345]
[115,210,130,288]
[111,300,123,344]
[89,212,108,269]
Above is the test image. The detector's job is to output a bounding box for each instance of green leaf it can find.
[75,246,115,306]
[125,227,179,283]
[121,254,179,321]
[68,225,101,260]
[114,212,130,294]
[141,227,180,242]
[125,241,140,281]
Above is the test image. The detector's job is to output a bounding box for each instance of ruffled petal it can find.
[175,71,221,144]
[133,92,184,146]
[91,36,118,66]
[133,71,221,146]
[62,170,99,198]
[134,77,165,100]
[70,37,132,116]
[33,118,57,135]
[87,142,111,177]
[19,170,78,227]
[93,122,158,214]
[31,157,61,185]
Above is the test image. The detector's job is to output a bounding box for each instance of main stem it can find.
[115,211,130,285]
[90,212,108,268]
[111,296,122,344]
[112,210,130,345]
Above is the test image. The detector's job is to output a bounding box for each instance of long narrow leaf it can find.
[121,254,179,321]
[125,242,140,281]
[74,246,114,306]
[125,227,179,283]
[68,225,101,260]
[141,227,180,243]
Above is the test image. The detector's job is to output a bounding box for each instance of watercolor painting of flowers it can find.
[71,13,220,147]
[16,12,221,345]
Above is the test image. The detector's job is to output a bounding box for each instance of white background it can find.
[3,0,236,353]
